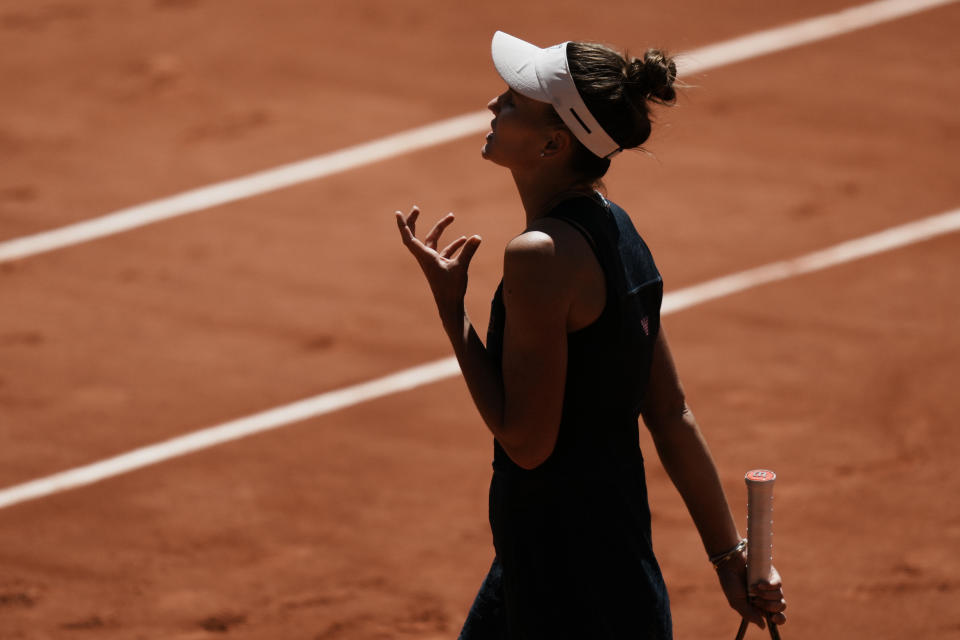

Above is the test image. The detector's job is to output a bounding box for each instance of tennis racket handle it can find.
[745,469,776,586]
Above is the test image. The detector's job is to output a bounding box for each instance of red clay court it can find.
[1,0,959,638]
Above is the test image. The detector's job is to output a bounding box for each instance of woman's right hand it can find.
[715,551,787,629]
[395,206,482,317]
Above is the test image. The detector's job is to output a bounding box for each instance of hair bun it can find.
[625,49,677,105]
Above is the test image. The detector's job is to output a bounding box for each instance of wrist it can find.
[709,538,747,570]
[438,301,466,334]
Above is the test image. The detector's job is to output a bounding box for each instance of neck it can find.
[511,165,596,227]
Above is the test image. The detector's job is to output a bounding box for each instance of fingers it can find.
[395,211,412,243]
[406,206,419,236]
[441,234,482,262]
[454,235,482,267]
[750,581,787,625]
[424,212,456,249]
[735,602,766,629]
[395,210,419,248]
[768,612,787,626]
[441,236,467,258]
[394,206,420,236]
[752,579,784,599]
[395,208,479,271]
[754,598,787,616]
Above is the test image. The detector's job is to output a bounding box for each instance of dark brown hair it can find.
[550,42,678,182]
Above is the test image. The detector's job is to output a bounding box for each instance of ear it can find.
[540,127,574,159]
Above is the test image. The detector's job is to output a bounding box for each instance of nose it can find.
[487,95,500,114]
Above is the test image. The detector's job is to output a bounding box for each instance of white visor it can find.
[491,30,622,159]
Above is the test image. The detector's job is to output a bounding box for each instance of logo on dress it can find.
[640,316,650,336]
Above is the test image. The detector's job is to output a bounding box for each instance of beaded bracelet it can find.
[709,538,747,569]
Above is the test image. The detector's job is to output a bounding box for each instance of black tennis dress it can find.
[458,194,672,640]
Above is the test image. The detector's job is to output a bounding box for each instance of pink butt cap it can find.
[745,469,776,483]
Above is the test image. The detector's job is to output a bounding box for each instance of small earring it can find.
[539,151,546,158]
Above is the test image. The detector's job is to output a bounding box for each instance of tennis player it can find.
[396,31,786,639]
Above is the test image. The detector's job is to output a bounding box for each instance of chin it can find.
[481,140,497,162]
[481,132,493,156]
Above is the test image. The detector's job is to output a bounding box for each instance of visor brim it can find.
[491,31,552,103]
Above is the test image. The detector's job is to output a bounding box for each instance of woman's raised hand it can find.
[395,206,482,316]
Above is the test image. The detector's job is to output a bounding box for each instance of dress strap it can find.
[545,195,628,302]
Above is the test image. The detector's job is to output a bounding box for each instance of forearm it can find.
[439,304,506,434]
[648,406,741,557]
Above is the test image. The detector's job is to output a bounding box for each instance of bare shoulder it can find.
[514,217,605,331]
[506,218,594,269]
[504,221,584,291]
[503,229,566,300]
[502,229,582,320]
[502,218,603,329]
[505,228,558,260]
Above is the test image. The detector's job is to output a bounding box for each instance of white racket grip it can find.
[745,469,776,587]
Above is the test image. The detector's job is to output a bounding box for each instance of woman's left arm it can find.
[641,326,787,628]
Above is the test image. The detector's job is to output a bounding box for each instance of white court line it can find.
[662,208,960,313]
[1,206,959,509]
[675,0,955,74]
[0,0,955,264]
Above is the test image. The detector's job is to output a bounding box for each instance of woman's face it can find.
[482,88,556,169]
